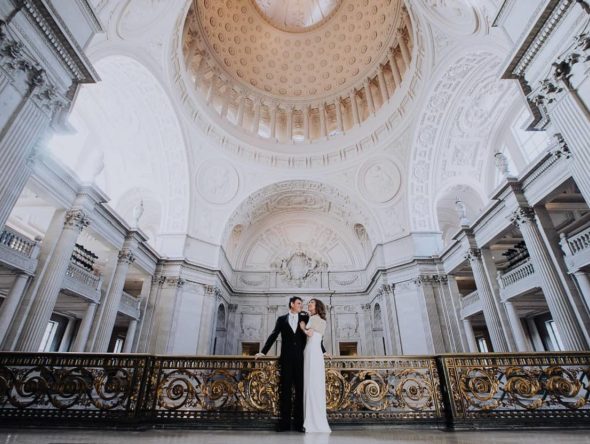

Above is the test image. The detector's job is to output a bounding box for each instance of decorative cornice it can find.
[20,0,99,84]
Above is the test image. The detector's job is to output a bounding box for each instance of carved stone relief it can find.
[358,157,402,204]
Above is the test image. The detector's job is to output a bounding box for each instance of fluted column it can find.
[388,51,401,88]
[122,319,138,353]
[377,67,389,102]
[303,105,310,142]
[398,34,411,69]
[364,80,375,115]
[573,271,590,311]
[236,96,245,127]
[335,99,344,133]
[16,209,90,351]
[251,99,261,134]
[503,301,531,351]
[512,207,588,350]
[462,318,478,352]
[70,302,97,352]
[349,90,360,126]
[319,103,327,138]
[92,246,136,352]
[0,274,29,344]
[466,248,510,352]
[269,104,278,140]
[286,106,293,141]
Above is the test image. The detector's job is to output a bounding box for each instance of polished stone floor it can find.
[0,429,589,444]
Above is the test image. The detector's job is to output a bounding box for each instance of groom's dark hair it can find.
[288,296,302,308]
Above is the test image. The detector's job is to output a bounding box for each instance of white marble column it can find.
[388,51,401,88]
[335,99,344,133]
[466,248,510,352]
[0,273,29,344]
[512,207,588,350]
[319,103,327,138]
[122,319,138,353]
[398,35,411,69]
[92,245,136,352]
[349,90,360,126]
[573,271,590,311]
[364,80,375,115]
[0,73,55,230]
[70,302,97,352]
[269,104,278,140]
[16,208,90,351]
[503,301,531,351]
[462,318,479,353]
[303,105,310,142]
[252,99,261,134]
[377,67,389,102]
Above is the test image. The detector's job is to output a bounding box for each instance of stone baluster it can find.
[92,241,137,352]
[365,80,376,115]
[465,248,510,352]
[335,98,344,133]
[122,319,138,353]
[462,318,479,352]
[0,274,29,344]
[319,102,327,138]
[512,207,588,350]
[70,302,97,352]
[377,67,389,102]
[503,300,531,351]
[349,90,360,126]
[16,208,90,351]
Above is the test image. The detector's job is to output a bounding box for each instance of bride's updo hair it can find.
[311,298,327,320]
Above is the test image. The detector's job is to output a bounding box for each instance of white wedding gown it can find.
[303,315,331,433]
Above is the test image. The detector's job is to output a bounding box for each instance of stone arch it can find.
[435,183,485,247]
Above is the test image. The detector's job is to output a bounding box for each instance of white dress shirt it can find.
[288,312,298,333]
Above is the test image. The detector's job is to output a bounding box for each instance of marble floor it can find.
[0,429,589,444]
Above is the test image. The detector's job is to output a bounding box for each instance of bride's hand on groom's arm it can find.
[254,352,265,359]
[323,353,332,359]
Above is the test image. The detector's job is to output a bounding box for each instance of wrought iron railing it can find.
[0,352,588,429]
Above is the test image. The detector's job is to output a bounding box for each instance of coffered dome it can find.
[183,0,413,145]
[251,0,342,33]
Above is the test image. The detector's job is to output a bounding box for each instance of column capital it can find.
[64,208,90,231]
[117,248,136,264]
[465,248,481,261]
[511,207,536,227]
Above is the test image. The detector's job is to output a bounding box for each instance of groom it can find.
[256,296,320,432]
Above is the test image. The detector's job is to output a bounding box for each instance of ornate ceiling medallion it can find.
[251,0,342,33]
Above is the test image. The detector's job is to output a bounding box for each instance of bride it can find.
[299,298,331,433]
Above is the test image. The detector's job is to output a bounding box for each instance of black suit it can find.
[261,312,309,431]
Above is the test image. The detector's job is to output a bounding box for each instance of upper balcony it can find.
[0,227,40,274]
[497,259,538,301]
[561,225,590,272]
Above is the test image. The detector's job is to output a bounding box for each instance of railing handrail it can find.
[564,225,590,255]
[499,258,535,288]
[0,227,38,257]
[66,261,102,290]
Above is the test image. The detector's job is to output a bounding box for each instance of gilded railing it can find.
[0,352,589,429]
[440,353,590,426]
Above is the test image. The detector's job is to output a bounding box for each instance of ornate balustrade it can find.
[62,261,102,302]
[497,259,538,300]
[0,353,588,429]
[563,226,590,256]
[561,226,590,272]
[460,290,481,318]
[0,228,40,274]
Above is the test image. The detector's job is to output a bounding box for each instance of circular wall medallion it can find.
[197,159,239,204]
[358,157,402,204]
